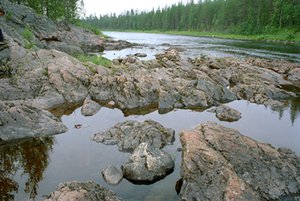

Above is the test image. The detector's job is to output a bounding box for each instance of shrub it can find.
[75,54,112,67]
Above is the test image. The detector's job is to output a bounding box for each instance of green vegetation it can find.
[22,27,35,49]
[83,0,300,42]
[42,68,49,77]
[73,20,107,38]
[158,30,300,42]
[11,0,84,21]
[75,54,112,67]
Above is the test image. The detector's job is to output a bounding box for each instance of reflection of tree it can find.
[0,137,54,200]
[289,98,300,125]
[271,98,300,125]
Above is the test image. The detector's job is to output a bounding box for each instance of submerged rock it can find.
[0,101,67,142]
[208,104,241,122]
[122,143,174,184]
[92,120,175,153]
[44,181,122,201]
[102,165,123,185]
[179,122,300,201]
[134,53,147,57]
[81,96,102,116]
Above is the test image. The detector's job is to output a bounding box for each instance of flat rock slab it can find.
[0,101,67,142]
[180,122,300,201]
[102,165,123,185]
[81,96,102,116]
[44,181,122,201]
[122,143,174,184]
[208,104,241,122]
[92,120,175,153]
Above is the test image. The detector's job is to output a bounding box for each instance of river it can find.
[1,32,300,201]
[103,32,300,63]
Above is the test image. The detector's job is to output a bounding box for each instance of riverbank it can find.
[102,29,300,44]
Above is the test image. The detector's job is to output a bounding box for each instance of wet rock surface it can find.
[44,181,122,201]
[0,101,67,142]
[90,49,298,111]
[92,120,175,153]
[179,122,300,201]
[208,104,241,122]
[122,143,174,184]
[81,96,102,116]
[102,165,123,186]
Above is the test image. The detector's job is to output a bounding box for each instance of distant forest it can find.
[84,0,300,35]
[10,0,84,21]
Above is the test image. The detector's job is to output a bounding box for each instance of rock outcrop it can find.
[122,143,174,184]
[92,120,175,153]
[81,96,102,116]
[1,0,299,143]
[44,181,122,201]
[208,105,241,122]
[0,0,131,56]
[90,50,298,112]
[0,101,67,142]
[179,122,300,201]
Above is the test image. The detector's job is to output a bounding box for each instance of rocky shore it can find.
[179,122,300,200]
[1,0,300,200]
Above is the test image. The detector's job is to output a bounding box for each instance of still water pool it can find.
[1,100,299,200]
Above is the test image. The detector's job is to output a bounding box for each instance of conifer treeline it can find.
[84,0,300,35]
[10,0,84,21]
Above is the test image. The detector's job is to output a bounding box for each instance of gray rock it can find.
[0,0,131,54]
[44,181,122,201]
[90,50,298,111]
[122,143,174,184]
[0,101,67,142]
[92,120,175,153]
[103,38,133,50]
[208,105,241,122]
[134,53,147,57]
[179,122,300,201]
[287,68,300,83]
[81,96,101,116]
[101,165,123,185]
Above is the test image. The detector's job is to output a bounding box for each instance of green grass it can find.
[165,30,300,43]
[75,54,112,67]
[105,29,300,43]
[22,27,35,49]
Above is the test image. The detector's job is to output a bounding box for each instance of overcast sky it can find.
[83,0,190,16]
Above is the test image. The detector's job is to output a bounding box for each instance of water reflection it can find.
[0,137,54,200]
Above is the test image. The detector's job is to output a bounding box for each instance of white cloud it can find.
[83,0,190,17]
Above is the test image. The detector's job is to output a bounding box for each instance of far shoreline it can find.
[101,29,300,44]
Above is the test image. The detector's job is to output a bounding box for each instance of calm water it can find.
[103,32,300,63]
[1,32,300,201]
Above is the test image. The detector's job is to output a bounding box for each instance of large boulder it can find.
[92,120,175,153]
[122,143,174,184]
[179,122,300,201]
[101,165,123,186]
[0,47,92,108]
[208,105,241,122]
[44,181,122,201]
[0,101,67,142]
